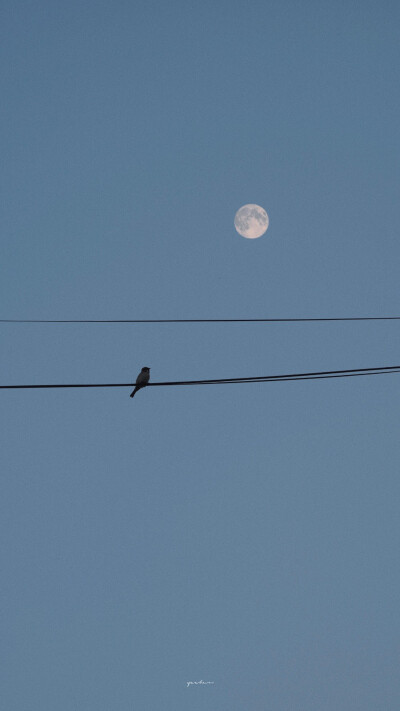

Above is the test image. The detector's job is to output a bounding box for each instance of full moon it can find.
[234,204,269,239]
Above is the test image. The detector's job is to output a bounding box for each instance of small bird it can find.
[130,367,150,398]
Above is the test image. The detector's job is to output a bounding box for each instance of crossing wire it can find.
[1,365,400,390]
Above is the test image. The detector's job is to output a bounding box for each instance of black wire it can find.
[2,317,400,324]
[153,364,400,385]
[1,365,400,390]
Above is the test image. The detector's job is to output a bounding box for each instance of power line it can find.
[2,365,400,390]
[2,316,400,325]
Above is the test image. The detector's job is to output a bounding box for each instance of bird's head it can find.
[142,367,150,372]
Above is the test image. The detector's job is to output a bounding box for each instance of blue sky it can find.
[1,1,400,709]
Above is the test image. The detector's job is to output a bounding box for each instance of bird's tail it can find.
[130,387,137,398]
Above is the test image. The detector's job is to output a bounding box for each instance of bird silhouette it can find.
[130,367,150,398]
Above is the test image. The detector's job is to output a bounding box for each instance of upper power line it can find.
[1,316,400,324]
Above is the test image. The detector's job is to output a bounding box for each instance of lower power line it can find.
[1,365,400,390]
